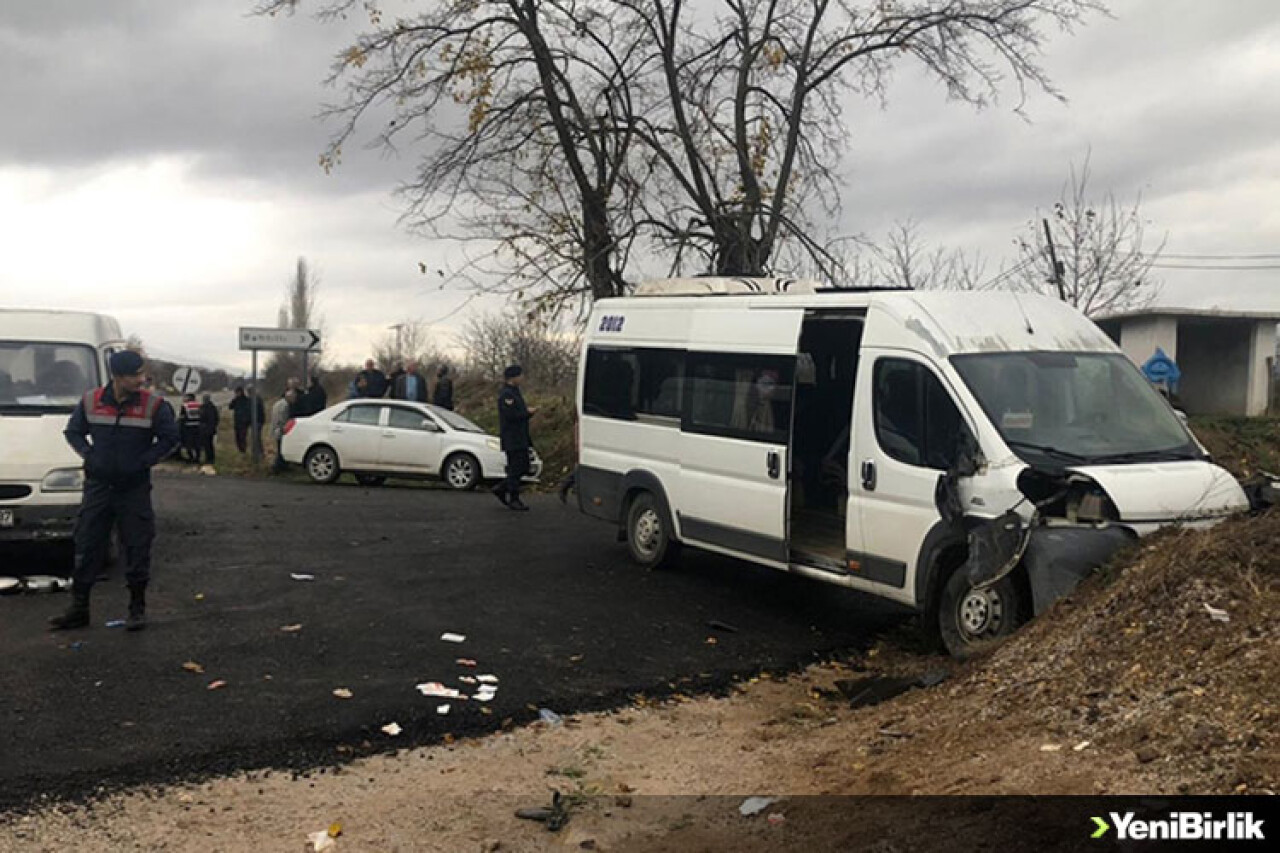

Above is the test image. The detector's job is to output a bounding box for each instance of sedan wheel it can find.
[443,453,480,491]
[304,446,341,485]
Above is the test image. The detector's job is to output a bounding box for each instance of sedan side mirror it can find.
[421,418,442,432]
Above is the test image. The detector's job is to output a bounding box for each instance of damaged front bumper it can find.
[1020,524,1136,615]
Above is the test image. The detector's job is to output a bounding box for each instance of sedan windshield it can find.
[426,404,486,433]
[951,351,1201,466]
[0,342,99,412]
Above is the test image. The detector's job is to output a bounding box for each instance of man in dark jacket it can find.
[198,393,219,464]
[228,386,252,452]
[432,364,454,410]
[392,360,429,402]
[358,359,388,398]
[301,374,327,416]
[50,350,179,632]
[491,364,536,511]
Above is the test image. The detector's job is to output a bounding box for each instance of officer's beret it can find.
[109,350,145,376]
[503,364,523,379]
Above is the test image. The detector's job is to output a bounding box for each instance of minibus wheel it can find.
[938,564,1027,659]
[625,491,679,569]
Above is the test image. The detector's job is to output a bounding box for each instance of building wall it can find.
[1176,319,1252,415]
[1247,320,1277,416]
[1117,315,1178,365]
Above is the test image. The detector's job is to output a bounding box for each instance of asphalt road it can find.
[0,472,903,811]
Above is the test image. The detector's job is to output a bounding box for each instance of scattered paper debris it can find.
[473,685,498,702]
[538,708,563,726]
[739,796,778,817]
[440,632,466,643]
[1073,740,1092,752]
[381,722,402,736]
[306,829,336,852]
[332,688,353,699]
[291,573,316,582]
[705,637,718,645]
[417,682,465,699]
[194,593,205,601]
[280,624,303,633]
[1202,602,1230,623]
[182,661,205,674]
[207,680,227,691]
[1040,744,1063,753]
[476,674,499,684]
[456,658,477,667]
[105,619,126,628]
[767,813,786,826]
[437,704,451,715]
[459,676,478,685]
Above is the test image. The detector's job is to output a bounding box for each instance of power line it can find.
[1148,262,1280,271]
[1147,252,1280,260]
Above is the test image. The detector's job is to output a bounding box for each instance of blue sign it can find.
[1142,347,1181,393]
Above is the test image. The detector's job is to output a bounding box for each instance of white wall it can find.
[1118,315,1178,364]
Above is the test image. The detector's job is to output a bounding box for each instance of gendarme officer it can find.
[50,350,178,632]
[491,364,536,512]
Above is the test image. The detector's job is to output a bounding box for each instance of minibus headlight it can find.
[41,468,85,492]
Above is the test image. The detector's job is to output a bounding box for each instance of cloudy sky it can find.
[1,0,1277,374]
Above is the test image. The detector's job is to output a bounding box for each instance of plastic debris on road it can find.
[437,704,451,715]
[182,661,205,674]
[104,619,125,628]
[440,632,466,643]
[291,573,316,582]
[381,722,402,736]
[473,685,498,702]
[280,624,303,633]
[207,680,227,691]
[417,682,465,699]
[306,829,336,852]
[538,708,563,726]
[738,796,778,817]
[0,577,21,594]
[767,813,786,826]
[1202,602,1230,623]
[332,688,353,699]
[456,658,477,667]
[459,676,478,685]
[476,674,499,684]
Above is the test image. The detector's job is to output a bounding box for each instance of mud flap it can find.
[1021,526,1136,615]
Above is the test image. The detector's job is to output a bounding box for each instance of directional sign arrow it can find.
[1090,816,1110,839]
[239,327,322,352]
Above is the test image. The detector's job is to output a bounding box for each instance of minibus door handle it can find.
[766,450,780,480]
[861,459,876,491]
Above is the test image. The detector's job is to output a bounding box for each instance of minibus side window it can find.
[583,347,683,421]
[873,358,963,470]
[684,353,794,444]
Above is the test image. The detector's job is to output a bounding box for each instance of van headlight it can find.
[41,468,85,492]
[486,438,500,451]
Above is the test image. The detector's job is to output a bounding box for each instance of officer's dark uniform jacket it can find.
[498,384,532,452]
[65,385,179,489]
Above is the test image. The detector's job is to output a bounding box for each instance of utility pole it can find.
[388,323,405,361]
[1042,218,1067,301]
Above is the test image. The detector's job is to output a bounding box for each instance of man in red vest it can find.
[50,350,179,632]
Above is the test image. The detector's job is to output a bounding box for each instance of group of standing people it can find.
[178,393,220,464]
[348,359,454,410]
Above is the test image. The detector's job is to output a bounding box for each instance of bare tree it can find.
[263,0,1104,313]
[264,257,324,392]
[1014,154,1163,316]
[860,219,988,290]
[371,319,451,373]
[460,311,579,389]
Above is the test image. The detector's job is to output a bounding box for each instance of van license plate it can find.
[0,509,13,528]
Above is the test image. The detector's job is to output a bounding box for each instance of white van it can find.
[575,278,1249,657]
[0,310,128,544]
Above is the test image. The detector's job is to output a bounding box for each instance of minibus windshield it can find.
[0,342,99,412]
[951,351,1201,466]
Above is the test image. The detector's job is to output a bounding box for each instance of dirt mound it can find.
[833,510,1279,795]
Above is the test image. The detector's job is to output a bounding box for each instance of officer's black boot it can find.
[491,483,509,506]
[48,584,91,631]
[125,583,147,632]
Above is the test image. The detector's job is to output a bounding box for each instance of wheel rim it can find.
[446,457,473,488]
[958,587,1005,637]
[309,451,335,480]
[633,507,662,558]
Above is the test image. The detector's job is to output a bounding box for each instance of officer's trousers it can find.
[503,449,531,499]
[73,479,155,589]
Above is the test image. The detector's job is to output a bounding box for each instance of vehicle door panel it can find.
[330,404,385,467]
[378,407,444,472]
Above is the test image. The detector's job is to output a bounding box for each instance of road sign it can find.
[239,327,321,352]
[172,366,202,395]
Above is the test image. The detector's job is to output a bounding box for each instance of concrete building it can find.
[1095,308,1280,416]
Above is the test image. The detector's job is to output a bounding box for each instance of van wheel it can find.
[625,492,680,569]
[938,564,1027,659]
[442,453,480,491]
[304,446,341,485]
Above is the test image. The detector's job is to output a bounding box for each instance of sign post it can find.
[172,366,202,396]
[239,327,321,464]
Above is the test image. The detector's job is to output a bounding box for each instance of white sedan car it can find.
[281,399,542,489]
